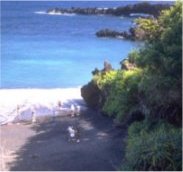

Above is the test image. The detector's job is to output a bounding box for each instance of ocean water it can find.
[1,1,170,88]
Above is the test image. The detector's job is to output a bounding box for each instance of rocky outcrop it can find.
[96,29,124,38]
[81,81,102,109]
[47,2,171,17]
[96,28,135,40]
[81,61,113,109]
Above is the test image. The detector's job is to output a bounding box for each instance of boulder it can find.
[81,81,102,109]
[96,29,123,38]
[96,28,136,40]
[81,60,113,109]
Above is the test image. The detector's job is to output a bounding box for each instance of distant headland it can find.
[47,2,172,41]
[47,2,171,17]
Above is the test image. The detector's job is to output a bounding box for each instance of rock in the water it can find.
[96,28,135,40]
[96,29,123,38]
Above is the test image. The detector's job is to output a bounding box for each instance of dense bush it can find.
[81,2,182,170]
[135,1,182,126]
[102,68,143,121]
[83,67,144,123]
[121,121,182,171]
[134,18,160,40]
[82,1,182,125]
[120,2,182,171]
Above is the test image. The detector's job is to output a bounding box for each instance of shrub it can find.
[102,68,143,121]
[81,69,118,109]
[121,121,182,171]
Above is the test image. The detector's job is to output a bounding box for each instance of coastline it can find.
[0,88,85,125]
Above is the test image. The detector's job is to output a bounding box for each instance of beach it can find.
[0,88,84,125]
[0,108,126,171]
[1,1,179,171]
[0,88,127,171]
[1,1,135,170]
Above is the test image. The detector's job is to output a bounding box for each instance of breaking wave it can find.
[0,88,85,125]
[34,11,76,16]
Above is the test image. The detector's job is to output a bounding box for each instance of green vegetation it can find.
[122,121,182,171]
[81,1,182,170]
[97,68,143,121]
[134,18,160,40]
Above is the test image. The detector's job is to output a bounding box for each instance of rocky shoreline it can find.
[47,2,171,17]
[96,28,136,40]
[47,3,171,41]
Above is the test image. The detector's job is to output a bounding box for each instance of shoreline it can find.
[0,88,85,125]
[46,3,171,17]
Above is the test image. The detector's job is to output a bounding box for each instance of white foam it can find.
[47,11,62,15]
[116,35,124,39]
[34,11,47,15]
[47,11,76,16]
[97,7,108,10]
[0,88,85,125]
[34,11,76,16]
[130,13,154,18]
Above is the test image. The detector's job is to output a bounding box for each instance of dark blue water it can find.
[1,1,171,88]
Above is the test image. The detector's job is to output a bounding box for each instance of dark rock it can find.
[92,68,100,76]
[103,60,113,72]
[96,28,135,40]
[81,81,102,109]
[81,60,113,109]
[96,29,123,38]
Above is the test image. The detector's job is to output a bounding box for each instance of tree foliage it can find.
[81,2,182,170]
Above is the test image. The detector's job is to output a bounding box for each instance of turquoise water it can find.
[1,1,144,88]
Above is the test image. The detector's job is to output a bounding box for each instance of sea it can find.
[1,1,172,88]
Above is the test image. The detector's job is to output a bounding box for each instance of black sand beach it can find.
[0,109,126,171]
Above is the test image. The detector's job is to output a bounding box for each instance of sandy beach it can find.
[0,88,84,125]
[0,89,126,170]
